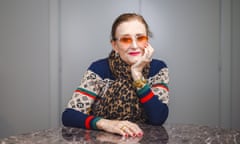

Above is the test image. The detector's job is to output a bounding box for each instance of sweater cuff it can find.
[91,117,102,130]
[137,84,149,95]
[85,116,102,130]
[137,84,154,103]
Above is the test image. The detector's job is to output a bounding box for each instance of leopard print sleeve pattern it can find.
[149,68,169,104]
[67,70,105,114]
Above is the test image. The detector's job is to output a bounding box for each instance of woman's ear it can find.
[111,40,118,53]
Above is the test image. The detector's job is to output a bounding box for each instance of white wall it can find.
[0,0,52,138]
[0,0,239,138]
[231,0,240,129]
[141,0,220,127]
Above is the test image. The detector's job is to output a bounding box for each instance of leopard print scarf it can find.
[91,50,150,123]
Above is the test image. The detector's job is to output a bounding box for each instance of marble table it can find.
[1,123,240,144]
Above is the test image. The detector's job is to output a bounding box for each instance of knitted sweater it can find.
[62,58,169,129]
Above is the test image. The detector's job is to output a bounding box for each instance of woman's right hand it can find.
[131,43,154,81]
[96,119,144,137]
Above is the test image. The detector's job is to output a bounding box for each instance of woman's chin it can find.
[128,59,138,65]
[124,56,141,65]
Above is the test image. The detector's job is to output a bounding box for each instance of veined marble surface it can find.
[1,123,240,144]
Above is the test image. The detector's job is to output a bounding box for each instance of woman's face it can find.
[111,20,148,65]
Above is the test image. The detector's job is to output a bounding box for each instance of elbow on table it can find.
[147,106,169,126]
[61,108,80,127]
[62,110,70,127]
[61,108,86,128]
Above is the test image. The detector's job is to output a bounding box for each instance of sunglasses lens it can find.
[118,35,148,45]
[137,36,148,43]
[119,37,132,44]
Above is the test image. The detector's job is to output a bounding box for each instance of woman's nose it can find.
[131,38,138,48]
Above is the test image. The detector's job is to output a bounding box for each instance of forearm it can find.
[137,84,169,125]
[142,97,169,125]
[62,108,101,129]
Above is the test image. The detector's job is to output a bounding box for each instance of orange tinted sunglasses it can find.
[113,35,148,46]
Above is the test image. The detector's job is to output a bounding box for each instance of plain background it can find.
[0,0,239,138]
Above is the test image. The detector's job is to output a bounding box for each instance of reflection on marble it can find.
[61,124,168,144]
[0,123,240,144]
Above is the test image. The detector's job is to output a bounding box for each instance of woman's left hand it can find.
[131,43,154,80]
[97,119,143,137]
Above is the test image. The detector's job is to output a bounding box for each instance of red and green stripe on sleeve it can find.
[137,84,154,103]
[85,116,102,130]
[75,87,98,100]
[137,83,169,103]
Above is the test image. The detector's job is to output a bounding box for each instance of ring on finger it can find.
[120,125,128,131]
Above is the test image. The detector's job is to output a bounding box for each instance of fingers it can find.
[144,48,153,62]
[118,121,144,137]
[143,43,154,61]
[130,43,153,76]
[98,119,144,138]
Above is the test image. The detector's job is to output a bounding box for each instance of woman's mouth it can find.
[129,51,141,56]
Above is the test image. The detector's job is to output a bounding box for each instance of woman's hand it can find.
[96,119,144,137]
[131,43,154,80]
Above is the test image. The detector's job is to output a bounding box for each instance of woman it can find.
[62,13,169,137]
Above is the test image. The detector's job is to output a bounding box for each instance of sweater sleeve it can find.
[62,70,103,129]
[137,67,170,125]
[62,108,101,129]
